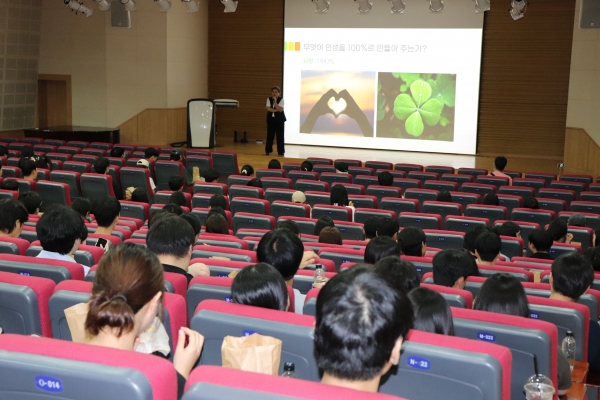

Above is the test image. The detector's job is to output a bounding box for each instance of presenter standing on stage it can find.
[265,86,286,156]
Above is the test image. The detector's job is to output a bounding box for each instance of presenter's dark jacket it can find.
[266,97,286,123]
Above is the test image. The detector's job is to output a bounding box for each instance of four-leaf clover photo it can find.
[376,72,456,141]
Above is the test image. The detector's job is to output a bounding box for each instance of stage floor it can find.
[216,142,563,175]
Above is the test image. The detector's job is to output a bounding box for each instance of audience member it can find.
[528,228,553,259]
[19,158,37,181]
[436,190,452,202]
[497,221,521,238]
[148,209,171,229]
[169,191,187,208]
[330,184,354,211]
[291,190,307,204]
[20,145,33,159]
[169,175,185,192]
[398,227,426,257]
[205,214,229,235]
[34,155,51,170]
[364,236,401,264]
[206,206,226,220]
[19,191,42,215]
[240,165,254,176]
[363,216,379,242]
[464,226,489,257]
[523,197,539,209]
[135,159,156,194]
[300,160,313,171]
[0,144,7,156]
[279,219,300,236]
[170,148,196,185]
[376,217,399,240]
[474,231,501,265]
[483,193,499,206]
[247,178,263,188]
[374,256,420,293]
[110,147,126,158]
[0,198,28,238]
[124,186,135,201]
[231,263,289,311]
[548,219,573,244]
[0,179,19,191]
[268,159,281,169]
[569,213,586,227]
[162,203,183,216]
[144,147,159,161]
[180,212,201,242]
[93,157,123,200]
[201,168,220,183]
[314,267,413,393]
[378,171,393,186]
[408,287,455,336]
[209,194,227,210]
[314,215,335,236]
[432,248,478,289]
[595,229,600,247]
[71,197,93,222]
[334,161,348,173]
[93,196,121,236]
[584,247,600,272]
[490,156,513,185]
[131,188,150,203]
[319,226,343,245]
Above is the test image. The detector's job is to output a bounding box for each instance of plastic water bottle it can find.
[313,265,326,287]
[561,330,576,370]
[281,362,296,378]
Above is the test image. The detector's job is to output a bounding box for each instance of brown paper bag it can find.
[64,302,94,344]
[193,166,201,182]
[221,333,282,375]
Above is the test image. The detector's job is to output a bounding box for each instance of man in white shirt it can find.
[265,86,286,156]
[136,159,156,194]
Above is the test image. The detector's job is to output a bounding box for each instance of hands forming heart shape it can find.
[327,97,348,117]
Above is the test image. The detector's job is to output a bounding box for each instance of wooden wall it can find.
[118,108,187,146]
[564,127,600,177]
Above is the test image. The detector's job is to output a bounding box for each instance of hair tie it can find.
[110,294,127,302]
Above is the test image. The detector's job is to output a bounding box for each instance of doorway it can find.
[37,74,72,127]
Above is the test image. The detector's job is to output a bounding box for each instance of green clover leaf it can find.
[393,93,417,120]
[410,79,432,107]
[435,74,456,107]
[420,98,443,126]
[405,111,424,137]
[393,79,443,137]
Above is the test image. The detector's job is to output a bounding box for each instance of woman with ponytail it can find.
[85,243,204,399]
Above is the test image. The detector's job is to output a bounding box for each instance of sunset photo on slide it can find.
[299,71,376,137]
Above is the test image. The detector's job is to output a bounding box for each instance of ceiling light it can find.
[390,0,405,13]
[474,0,490,12]
[221,0,237,13]
[356,0,372,13]
[509,0,527,20]
[312,0,329,13]
[120,0,136,11]
[155,0,171,11]
[94,0,110,11]
[182,0,199,12]
[64,0,93,16]
[429,0,443,12]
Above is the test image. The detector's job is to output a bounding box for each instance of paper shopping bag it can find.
[64,302,94,344]
[221,333,282,375]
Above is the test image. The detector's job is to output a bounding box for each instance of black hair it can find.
[0,180,19,192]
[432,248,479,287]
[71,197,93,219]
[19,158,37,177]
[363,216,380,240]
[568,213,587,227]
[408,287,455,336]
[375,256,420,293]
[494,156,508,171]
[180,212,201,237]
[163,203,183,216]
[464,226,490,253]
[93,157,110,174]
[498,221,521,237]
[547,219,568,243]
[240,165,254,176]
[168,175,185,191]
[131,188,149,204]
[145,147,159,159]
[148,209,172,229]
[205,214,229,234]
[247,178,263,188]
[551,253,594,300]
[20,145,33,159]
[583,247,600,273]
[364,236,401,264]
[314,215,335,236]
[314,267,413,381]
[256,229,304,281]
[34,155,51,170]
[202,168,220,183]
[110,147,125,158]
[474,273,530,318]
[19,191,42,214]
[475,231,502,262]
[528,228,553,252]
[300,161,313,172]
[378,171,393,186]
[523,197,539,209]
[147,214,195,259]
[278,219,300,236]
[334,161,348,173]
[596,229,600,247]
[0,198,28,234]
[376,217,399,238]
[36,205,86,254]
[169,149,184,162]
[398,227,426,257]
[207,206,226,220]
[209,194,227,210]
[483,193,499,206]
[330,184,349,207]
[436,190,452,202]
[0,145,7,156]
[169,191,187,207]
[268,159,281,169]
[231,263,289,311]
[93,196,121,228]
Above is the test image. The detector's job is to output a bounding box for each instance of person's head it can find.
[71,197,93,220]
[247,178,262,188]
[240,165,254,176]
[147,215,195,261]
[271,86,281,97]
[110,147,125,158]
[205,214,229,235]
[464,226,489,254]
[0,145,7,157]
[0,179,19,192]
[202,168,219,183]
[376,217,399,240]
[398,227,426,257]
[494,156,507,171]
[169,191,187,207]
[291,190,306,204]
[209,194,227,210]
[408,287,455,336]
[475,231,502,263]
[278,219,300,237]
[483,193,499,206]
[334,161,348,173]
[528,228,553,253]
[498,221,521,238]
[568,213,586,227]
[595,229,600,247]
[93,157,110,175]
[168,175,185,191]
[319,226,343,245]
[436,190,452,202]
[180,212,201,239]
[19,158,37,179]
[231,263,289,311]
[474,273,529,317]
[36,205,86,255]
[20,145,33,159]
[523,197,539,209]
[432,248,478,289]
[547,219,568,243]
[93,196,121,229]
[314,267,413,385]
[162,203,183,216]
[256,229,304,282]
[268,159,281,169]
[0,198,28,237]
[19,191,42,215]
[375,256,420,293]
[207,206,226,220]
[300,160,313,172]
[131,188,149,203]
[364,236,401,264]
[330,184,349,207]
[363,216,380,241]
[85,243,164,338]
[34,155,50,170]
[378,171,393,186]
[583,247,600,272]
[147,209,171,229]
[314,215,335,236]
[144,147,159,160]
[169,148,185,162]
[551,253,594,301]
[136,158,150,170]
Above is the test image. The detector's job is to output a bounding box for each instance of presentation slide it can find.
[283,28,483,155]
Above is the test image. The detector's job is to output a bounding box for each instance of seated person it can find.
[408,287,455,336]
[240,165,254,176]
[169,175,185,192]
[363,216,379,242]
[334,161,348,173]
[300,160,313,171]
[331,184,354,213]
[170,148,195,185]
[483,193,499,206]
[490,156,513,185]
[93,157,123,200]
[377,171,393,187]
[528,228,554,259]
[110,147,126,158]
[19,191,42,216]
[314,215,335,236]
[376,217,399,240]
[291,191,307,204]
[20,145,34,159]
[36,205,89,274]
[85,243,203,399]
[374,256,420,293]
[247,178,262,188]
[169,191,187,208]
[231,263,289,311]
[0,144,7,157]
[278,219,318,269]
[436,190,452,202]
[319,226,343,245]
[568,213,586,227]
[464,226,490,258]
[0,198,28,238]
[432,248,478,289]
[145,147,159,161]
[364,236,401,264]
[33,155,51,170]
[163,203,183,216]
[0,179,19,192]
[205,214,229,235]
[398,226,426,257]
[209,194,227,210]
[146,215,209,284]
[268,159,281,169]
[93,196,121,236]
[583,247,600,272]
[71,197,93,222]
[547,219,573,244]
[523,197,539,209]
[180,212,201,242]
[496,221,521,238]
[206,205,226,220]
[474,231,501,265]
[131,188,150,204]
[201,168,220,183]
[135,159,156,194]
[314,267,413,393]
[19,158,37,181]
